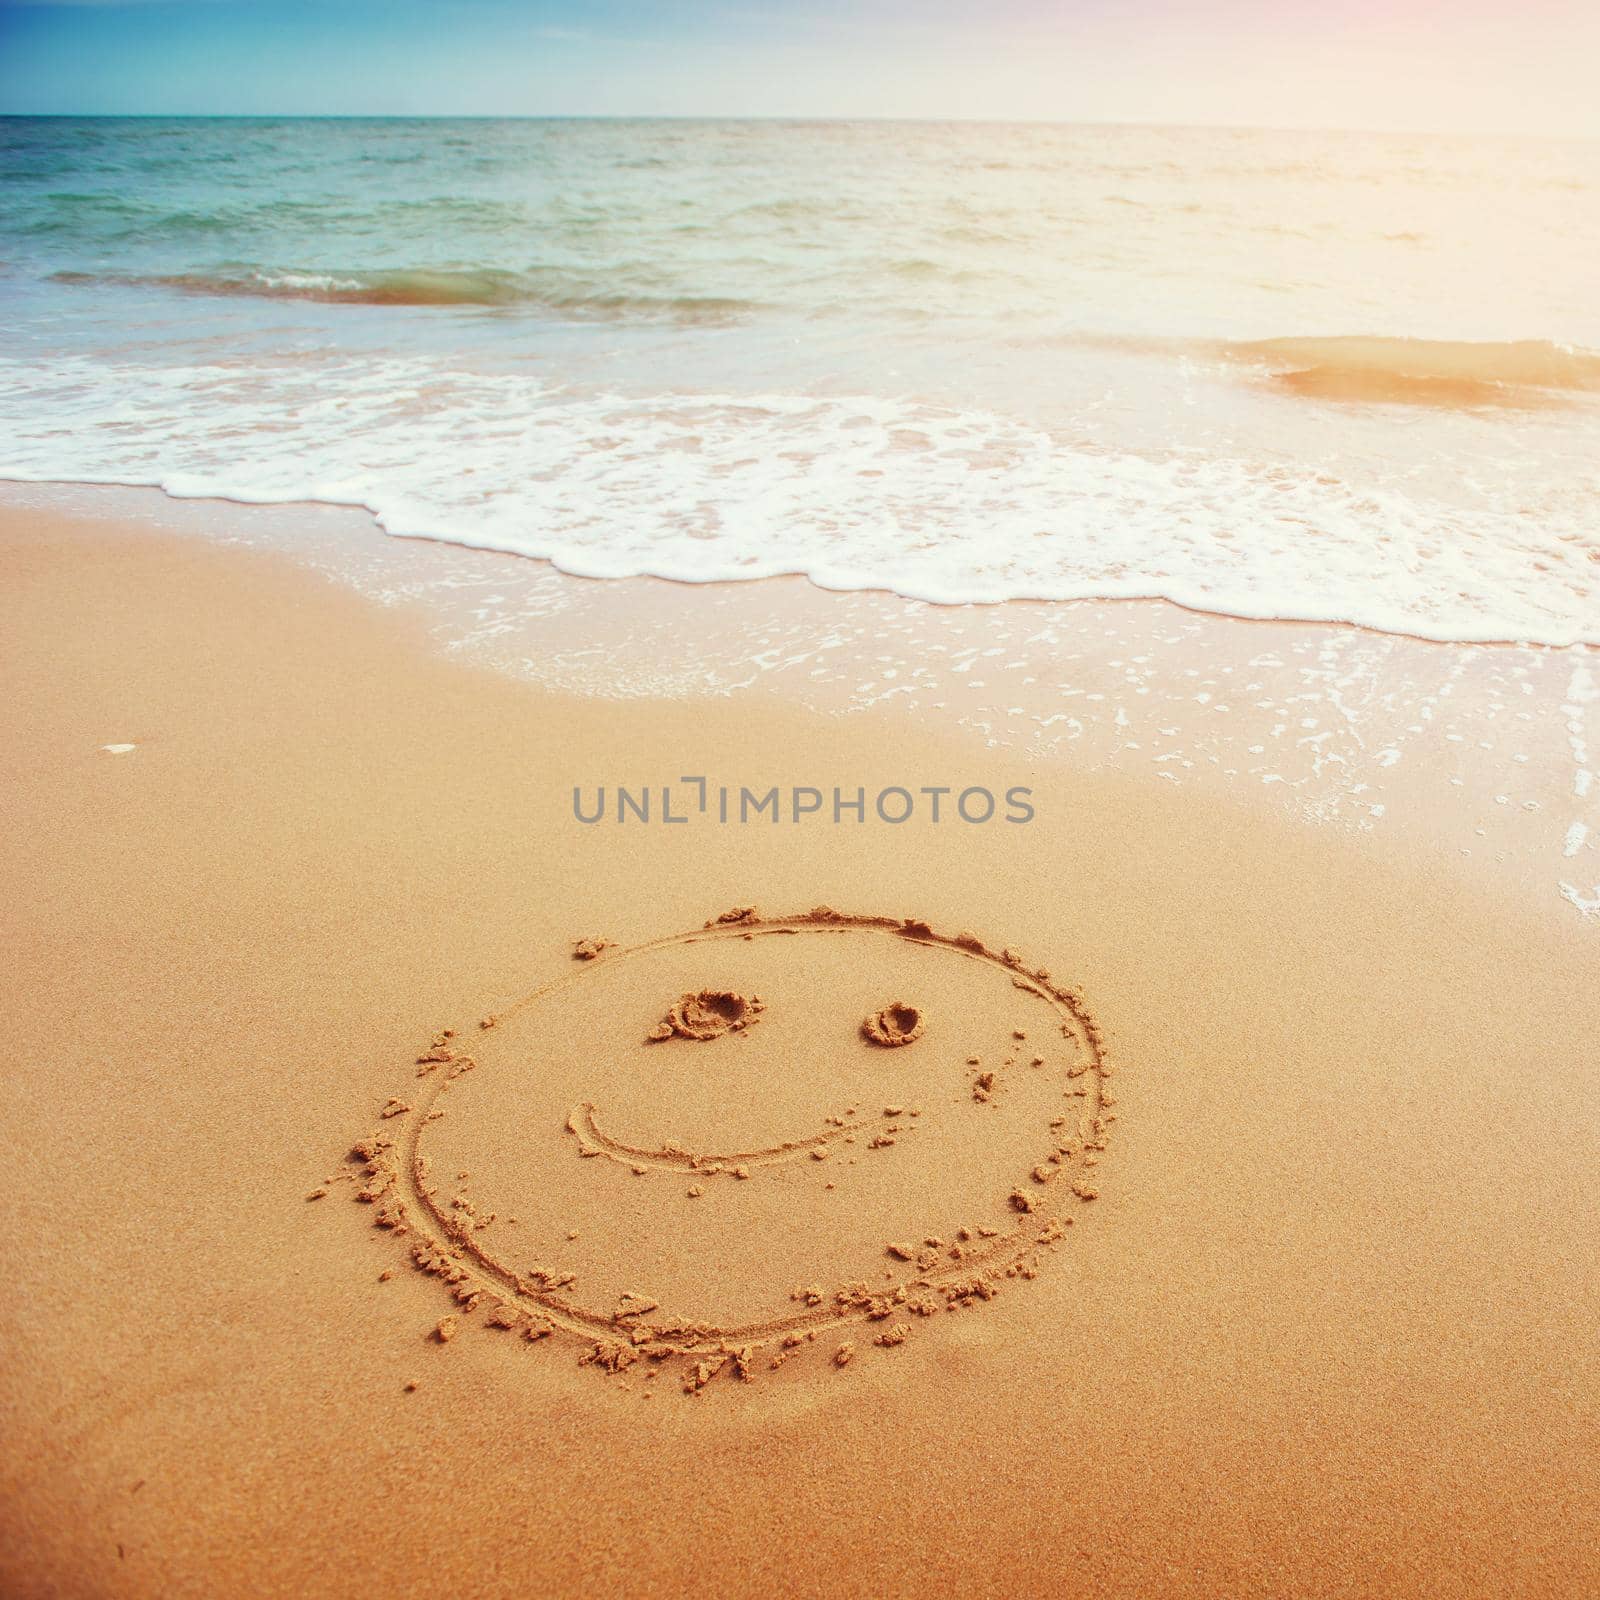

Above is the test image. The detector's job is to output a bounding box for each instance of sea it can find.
[1,116,1597,643]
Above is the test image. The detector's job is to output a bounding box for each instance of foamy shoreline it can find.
[5,477,1594,926]
[4,350,1596,646]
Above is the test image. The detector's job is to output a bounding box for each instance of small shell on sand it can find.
[100,743,137,754]
[861,1002,924,1047]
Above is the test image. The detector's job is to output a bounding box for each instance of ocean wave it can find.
[1225,336,1600,408]
[22,191,546,246]
[26,200,245,240]
[49,267,764,321]
[161,268,531,308]
[0,351,1595,647]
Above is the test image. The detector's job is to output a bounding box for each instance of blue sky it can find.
[2,0,1597,134]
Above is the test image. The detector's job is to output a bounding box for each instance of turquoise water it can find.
[2,117,1598,640]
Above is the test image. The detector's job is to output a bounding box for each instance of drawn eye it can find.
[647,988,764,1042]
[861,1001,924,1046]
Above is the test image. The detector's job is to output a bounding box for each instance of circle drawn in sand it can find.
[339,908,1112,1390]
[861,1001,924,1047]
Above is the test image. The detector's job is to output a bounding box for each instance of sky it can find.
[2,0,1598,136]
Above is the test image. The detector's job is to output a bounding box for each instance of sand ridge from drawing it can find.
[566,1100,843,1172]
[332,907,1113,1391]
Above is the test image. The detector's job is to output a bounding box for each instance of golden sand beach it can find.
[3,501,1596,1597]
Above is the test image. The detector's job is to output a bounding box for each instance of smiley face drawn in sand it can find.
[338,908,1112,1389]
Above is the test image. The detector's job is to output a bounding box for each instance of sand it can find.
[2,503,1598,1598]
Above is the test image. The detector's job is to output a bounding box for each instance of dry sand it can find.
[2,504,1597,1598]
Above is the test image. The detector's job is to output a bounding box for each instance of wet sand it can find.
[2,503,1597,1598]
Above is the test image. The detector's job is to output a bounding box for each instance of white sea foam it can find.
[1559,881,1600,918]
[2,352,1597,646]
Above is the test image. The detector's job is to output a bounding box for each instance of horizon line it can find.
[0,110,1593,143]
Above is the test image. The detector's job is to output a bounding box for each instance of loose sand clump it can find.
[648,989,765,1042]
[861,1001,924,1047]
